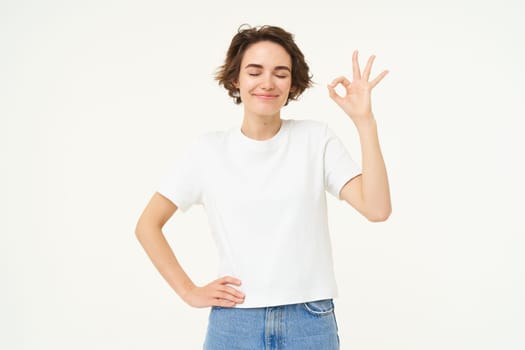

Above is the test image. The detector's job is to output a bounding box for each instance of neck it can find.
[240,113,282,141]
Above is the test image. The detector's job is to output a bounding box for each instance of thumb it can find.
[327,84,343,104]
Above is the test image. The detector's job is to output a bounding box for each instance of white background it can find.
[2,0,524,349]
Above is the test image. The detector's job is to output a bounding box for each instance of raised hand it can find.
[327,50,388,127]
[182,276,245,308]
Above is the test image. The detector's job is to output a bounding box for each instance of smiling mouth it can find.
[253,94,279,100]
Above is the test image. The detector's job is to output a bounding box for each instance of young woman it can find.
[135,25,391,349]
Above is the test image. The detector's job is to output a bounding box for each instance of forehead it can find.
[241,41,291,67]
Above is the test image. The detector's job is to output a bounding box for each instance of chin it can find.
[255,106,284,116]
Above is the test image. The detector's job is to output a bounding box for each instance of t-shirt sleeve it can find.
[157,139,204,212]
[323,125,362,199]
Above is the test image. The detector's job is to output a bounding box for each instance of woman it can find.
[135,25,391,349]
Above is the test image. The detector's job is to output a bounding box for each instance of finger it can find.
[220,285,245,299]
[370,70,389,88]
[213,290,245,303]
[216,298,236,307]
[329,76,351,88]
[214,285,245,301]
[362,55,376,81]
[217,276,242,286]
[352,50,361,80]
[327,84,344,105]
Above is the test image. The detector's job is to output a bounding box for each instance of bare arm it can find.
[339,121,391,222]
[135,192,245,307]
[328,50,392,222]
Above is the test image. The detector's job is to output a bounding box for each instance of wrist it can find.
[178,280,197,301]
[355,116,377,132]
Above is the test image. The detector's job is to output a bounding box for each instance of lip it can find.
[253,93,279,100]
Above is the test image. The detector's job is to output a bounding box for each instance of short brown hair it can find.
[215,25,313,105]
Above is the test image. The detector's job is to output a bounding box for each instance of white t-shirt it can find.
[158,118,361,308]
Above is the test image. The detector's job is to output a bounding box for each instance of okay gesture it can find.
[327,50,388,127]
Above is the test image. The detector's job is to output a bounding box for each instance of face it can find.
[234,40,294,119]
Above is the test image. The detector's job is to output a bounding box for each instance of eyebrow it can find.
[244,63,291,72]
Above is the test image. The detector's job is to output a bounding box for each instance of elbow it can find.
[135,222,144,241]
[365,206,392,223]
[135,219,149,242]
[135,218,163,242]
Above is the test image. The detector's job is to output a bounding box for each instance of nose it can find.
[260,74,275,90]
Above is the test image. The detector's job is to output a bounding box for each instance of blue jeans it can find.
[203,299,340,349]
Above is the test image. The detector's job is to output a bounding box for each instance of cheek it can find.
[279,80,293,92]
[239,77,255,91]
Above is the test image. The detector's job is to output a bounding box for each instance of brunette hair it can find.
[215,24,313,105]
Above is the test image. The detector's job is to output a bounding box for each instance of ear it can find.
[290,85,296,93]
[233,79,239,89]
